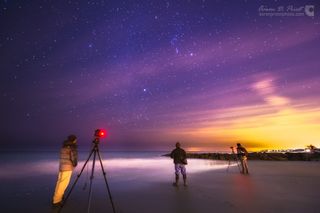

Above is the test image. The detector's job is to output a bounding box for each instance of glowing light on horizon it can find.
[162,77,320,151]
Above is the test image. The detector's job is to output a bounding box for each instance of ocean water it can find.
[0,150,233,212]
[0,150,231,180]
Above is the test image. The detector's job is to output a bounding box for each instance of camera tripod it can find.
[58,138,116,213]
[226,147,241,173]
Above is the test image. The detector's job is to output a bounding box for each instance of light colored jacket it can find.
[59,141,78,171]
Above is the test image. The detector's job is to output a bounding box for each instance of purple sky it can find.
[1,1,319,151]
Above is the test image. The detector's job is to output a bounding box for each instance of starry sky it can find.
[1,0,319,151]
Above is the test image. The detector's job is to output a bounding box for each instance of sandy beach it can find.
[1,153,319,213]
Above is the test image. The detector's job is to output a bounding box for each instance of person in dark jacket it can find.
[52,135,78,207]
[236,143,249,174]
[170,142,187,187]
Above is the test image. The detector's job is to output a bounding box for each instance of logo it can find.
[305,5,315,17]
[258,4,315,17]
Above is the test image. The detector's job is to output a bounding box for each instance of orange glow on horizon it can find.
[186,147,202,152]
[162,77,320,152]
[179,104,320,151]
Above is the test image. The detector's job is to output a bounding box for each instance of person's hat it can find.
[67,134,77,142]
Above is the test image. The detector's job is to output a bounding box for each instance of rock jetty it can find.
[163,152,320,161]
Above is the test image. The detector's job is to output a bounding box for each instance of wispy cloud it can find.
[141,72,320,150]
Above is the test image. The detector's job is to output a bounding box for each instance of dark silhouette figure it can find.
[170,142,187,186]
[236,143,249,174]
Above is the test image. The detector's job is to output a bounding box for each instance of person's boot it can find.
[173,174,179,187]
[52,201,62,208]
[245,168,249,175]
[183,174,187,187]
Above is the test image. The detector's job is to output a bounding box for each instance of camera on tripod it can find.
[93,129,107,144]
[60,128,116,213]
[227,145,241,173]
[95,129,107,138]
[92,129,107,145]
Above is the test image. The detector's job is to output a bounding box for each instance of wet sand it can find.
[1,160,319,213]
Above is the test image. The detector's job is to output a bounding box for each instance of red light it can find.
[99,130,105,137]
[95,129,107,138]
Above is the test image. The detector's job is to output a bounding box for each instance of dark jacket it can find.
[59,141,78,171]
[170,147,187,164]
[237,146,248,158]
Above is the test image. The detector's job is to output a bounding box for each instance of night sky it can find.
[1,0,319,151]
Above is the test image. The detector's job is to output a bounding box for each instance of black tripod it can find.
[226,146,241,173]
[59,138,116,213]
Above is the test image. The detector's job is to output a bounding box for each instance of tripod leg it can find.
[236,157,243,173]
[87,148,97,213]
[58,147,95,212]
[96,149,117,213]
[232,152,241,173]
[226,157,232,172]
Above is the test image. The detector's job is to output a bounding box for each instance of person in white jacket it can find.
[52,135,78,207]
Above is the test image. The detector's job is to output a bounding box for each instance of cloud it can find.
[252,75,290,107]
[266,96,290,106]
[252,78,275,95]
